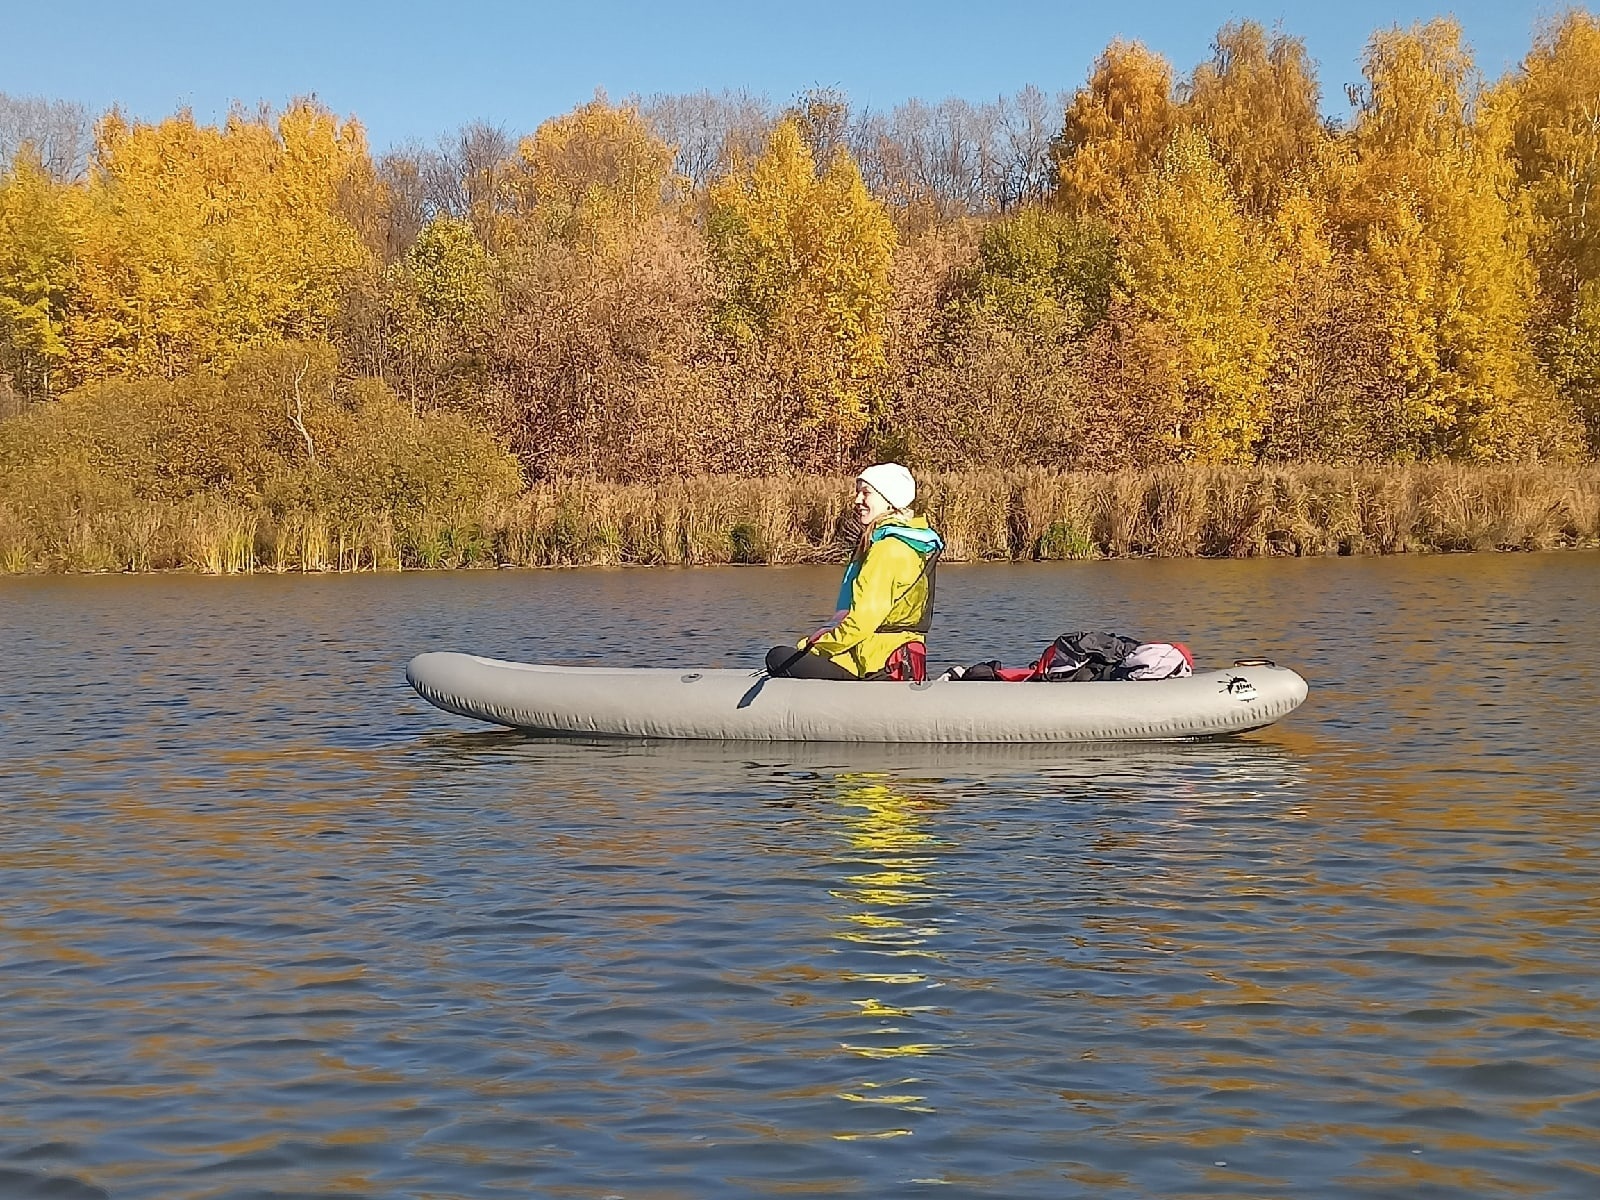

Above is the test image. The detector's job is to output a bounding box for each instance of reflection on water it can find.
[829,776,947,1141]
[2,557,1599,1199]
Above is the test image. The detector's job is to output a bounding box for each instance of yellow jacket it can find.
[807,517,942,677]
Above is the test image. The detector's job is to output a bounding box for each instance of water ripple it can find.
[2,558,1598,1198]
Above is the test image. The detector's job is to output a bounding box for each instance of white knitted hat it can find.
[856,463,916,511]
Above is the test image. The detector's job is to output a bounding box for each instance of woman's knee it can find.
[766,645,801,675]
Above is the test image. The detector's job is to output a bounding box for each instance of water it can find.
[2,556,1597,1199]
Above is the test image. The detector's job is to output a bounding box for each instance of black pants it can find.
[766,645,857,679]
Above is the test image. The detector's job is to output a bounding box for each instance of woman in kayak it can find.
[766,463,944,681]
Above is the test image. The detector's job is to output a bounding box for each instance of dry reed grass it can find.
[0,464,1596,574]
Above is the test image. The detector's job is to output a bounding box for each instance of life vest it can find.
[836,522,943,637]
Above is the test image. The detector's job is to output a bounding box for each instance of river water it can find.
[2,555,1597,1199]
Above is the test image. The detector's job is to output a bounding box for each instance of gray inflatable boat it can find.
[406,652,1308,742]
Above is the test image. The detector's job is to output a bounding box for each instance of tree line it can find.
[3,12,1600,508]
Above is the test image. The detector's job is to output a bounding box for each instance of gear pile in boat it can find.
[940,631,1194,683]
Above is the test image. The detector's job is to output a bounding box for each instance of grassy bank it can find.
[2,465,1598,575]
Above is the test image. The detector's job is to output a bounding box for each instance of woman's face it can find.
[854,480,893,526]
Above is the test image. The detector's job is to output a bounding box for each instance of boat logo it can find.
[1222,675,1258,701]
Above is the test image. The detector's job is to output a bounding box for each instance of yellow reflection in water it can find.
[825,774,951,1140]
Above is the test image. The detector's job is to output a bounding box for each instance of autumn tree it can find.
[383,215,498,408]
[0,150,81,401]
[515,97,678,255]
[1184,21,1327,214]
[1052,41,1178,215]
[69,101,375,381]
[950,206,1115,341]
[454,98,714,479]
[6,17,1599,487]
[1505,9,1600,450]
[706,118,897,468]
[1338,19,1566,459]
[1119,129,1275,460]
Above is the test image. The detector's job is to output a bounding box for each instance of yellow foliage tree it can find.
[950,206,1117,342]
[69,100,375,381]
[1118,129,1274,460]
[1184,21,1328,215]
[385,214,498,406]
[1053,40,1178,215]
[516,97,678,257]
[1504,9,1600,449]
[0,150,82,400]
[706,117,897,465]
[1338,19,1557,459]
[1259,182,1337,442]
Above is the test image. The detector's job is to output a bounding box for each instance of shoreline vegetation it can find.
[3,465,1597,575]
[8,16,1600,576]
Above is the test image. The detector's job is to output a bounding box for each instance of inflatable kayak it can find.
[406,652,1308,743]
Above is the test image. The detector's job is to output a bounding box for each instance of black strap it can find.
[877,549,939,634]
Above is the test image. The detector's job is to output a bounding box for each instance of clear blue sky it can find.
[0,1,1575,151]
